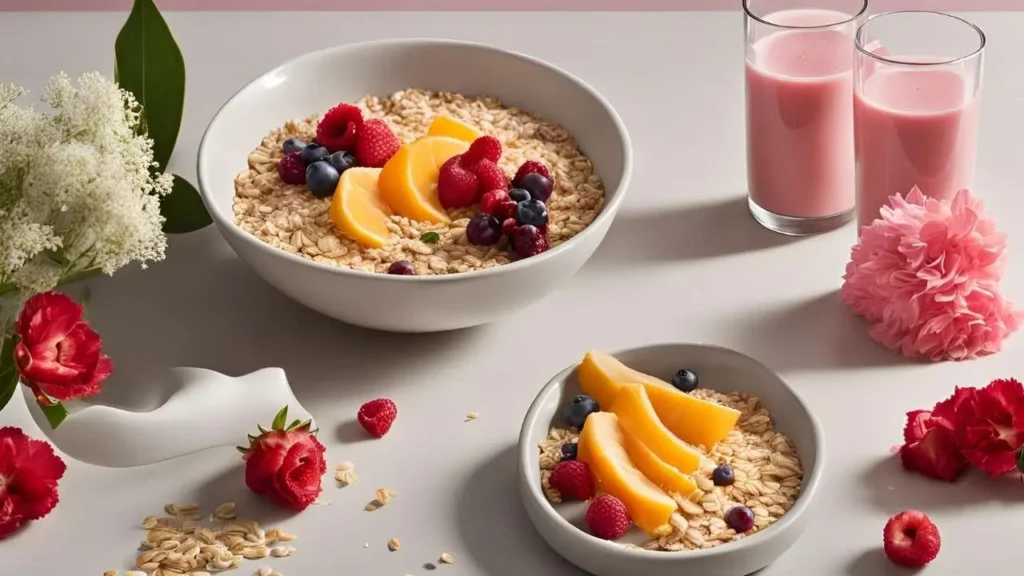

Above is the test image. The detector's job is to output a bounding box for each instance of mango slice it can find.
[610,383,702,473]
[621,431,698,498]
[577,411,676,536]
[426,116,483,143]
[579,350,741,448]
[377,135,469,224]
[328,167,393,249]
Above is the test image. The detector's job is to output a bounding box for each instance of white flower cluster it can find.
[0,72,172,297]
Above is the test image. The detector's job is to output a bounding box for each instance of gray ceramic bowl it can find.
[517,343,824,576]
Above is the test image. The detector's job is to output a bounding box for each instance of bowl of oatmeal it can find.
[197,39,630,332]
[517,344,824,576]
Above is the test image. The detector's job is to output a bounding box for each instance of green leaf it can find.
[0,334,18,413]
[420,231,440,244]
[114,0,185,171]
[271,406,288,431]
[1017,446,1024,474]
[39,401,69,429]
[161,174,212,234]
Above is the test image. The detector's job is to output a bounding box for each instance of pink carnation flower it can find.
[842,187,1023,361]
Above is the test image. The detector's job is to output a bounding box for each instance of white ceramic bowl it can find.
[197,38,631,332]
[517,343,824,576]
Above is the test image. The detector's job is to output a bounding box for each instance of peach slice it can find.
[611,383,703,473]
[577,411,676,536]
[426,116,483,143]
[579,350,741,448]
[621,431,698,498]
[377,135,469,224]
[328,167,393,249]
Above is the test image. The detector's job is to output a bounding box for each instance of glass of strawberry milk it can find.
[854,11,985,230]
[744,0,868,236]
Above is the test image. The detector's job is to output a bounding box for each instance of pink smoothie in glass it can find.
[854,66,980,227]
[745,9,856,219]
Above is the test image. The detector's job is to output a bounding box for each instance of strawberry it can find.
[469,159,509,193]
[316,103,363,152]
[462,135,502,165]
[354,119,400,168]
[585,494,631,540]
[513,160,551,187]
[548,460,594,500]
[437,155,481,209]
[883,510,941,568]
[357,398,398,438]
[479,190,510,214]
[238,406,326,512]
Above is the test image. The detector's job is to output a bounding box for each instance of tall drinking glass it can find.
[854,11,984,229]
[744,0,868,236]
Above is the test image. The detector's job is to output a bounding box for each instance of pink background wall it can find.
[0,0,1018,9]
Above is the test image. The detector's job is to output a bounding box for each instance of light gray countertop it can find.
[2,10,1024,575]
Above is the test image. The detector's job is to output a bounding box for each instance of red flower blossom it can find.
[898,390,969,481]
[953,378,1024,476]
[13,291,113,404]
[0,427,67,539]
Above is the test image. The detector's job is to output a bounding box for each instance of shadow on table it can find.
[193,463,301,527]
[455,445,586,576]
[843,549,911,576]
[587,196,804,265]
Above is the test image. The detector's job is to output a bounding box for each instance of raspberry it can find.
[512,224,549,258]
[357,398,398,438]
[354,119,401,168]
[462,135,502,165]
[585,494,631,540]
[513,160,551,187]
[316,103,363,152]
[493,197,518,221]
[883,510,941,568]
[548,460,594,500]
[479,190,509,214]
[277,152,307,185]
[438,154,481,209]
[501,217,517,237]
[469,159,509,193]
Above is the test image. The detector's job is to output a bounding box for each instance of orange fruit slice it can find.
[610,383,703,473]
[426,116,483,143]
[328,167,393,249]
[578,411,677,536]
[378,135,469,224]
[579,350,741,448]
[622,431,698,498]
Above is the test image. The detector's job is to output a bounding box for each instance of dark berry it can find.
[725,506,755,533]
[509,188,531,203]
[561,442,578,461]
[520,172,554,202]
[515,199,548,228]
[305,161,340,198]
[328,151,357,174]
[283,137,307,155]
[712,464,735,486]
[671,369,699,392]
[277,151,307,185]
[512,224,549,258]
[387,260,415,275]
[300,144,330,165]
[466,214,502,246]
[501,217,517,237]
[563,394,600,429]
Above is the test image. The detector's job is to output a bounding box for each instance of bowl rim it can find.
[516,342,826,562]
[196,37,633,283]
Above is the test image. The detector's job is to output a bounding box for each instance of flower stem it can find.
[57,267,103,288]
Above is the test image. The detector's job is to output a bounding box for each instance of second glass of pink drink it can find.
[854,11,985,229]
[744,0,868,236]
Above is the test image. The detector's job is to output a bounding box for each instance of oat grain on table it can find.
[233,89,605,275]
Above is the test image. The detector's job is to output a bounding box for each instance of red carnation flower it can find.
[0,427,67,539]
[238,406,326,511]
[898,390,969,482]
[953,378,1024,476]
[13,291,113,404]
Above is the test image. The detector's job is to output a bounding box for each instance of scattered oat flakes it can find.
[335,469,357,486]
[213,502,237,520]
[364,542,370,548]
[439,553,454,564]
[376,488,394,504]
[336,461,355,472]
[388,537,401,551]
[465,412,479,421]
[103,571,117,576]
[270,546,296,558]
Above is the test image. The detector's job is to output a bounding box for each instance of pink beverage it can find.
[854,67,980,227]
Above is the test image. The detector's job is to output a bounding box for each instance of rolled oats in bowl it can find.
[232,89,606,276]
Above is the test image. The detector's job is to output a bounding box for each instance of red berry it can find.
[470,159,510,193]
[357,398,398,438]
[549,460,595,500]
[501,217,517,237]
[354,119,400,168]
[513,160,551,187]
[277,151,307,185]
[585,494,631,540]
[462,135,502,165]
[479,190,509,214]
[316,103,363,152]
[883,510,941,568]
[512,224,549,258]
[493,197,518,221]
[438,154,481,209]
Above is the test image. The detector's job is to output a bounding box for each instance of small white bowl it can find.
[517,343,824,576]
[197,38,631,332]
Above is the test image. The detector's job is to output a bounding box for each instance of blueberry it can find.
[466,214,502,246]
[509,188,531,203]
[671,369,699,393]
[283,137,307,155]
[520,172,554,202]
[305,161,340,198]
[563,394,600,430]
[712,464,735,486]
[387,260,415,275]
[725,506,755,533]
[329,151,357,174]
[561,442,578,461]
[300,144,330,166]
[515,199,548,228]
